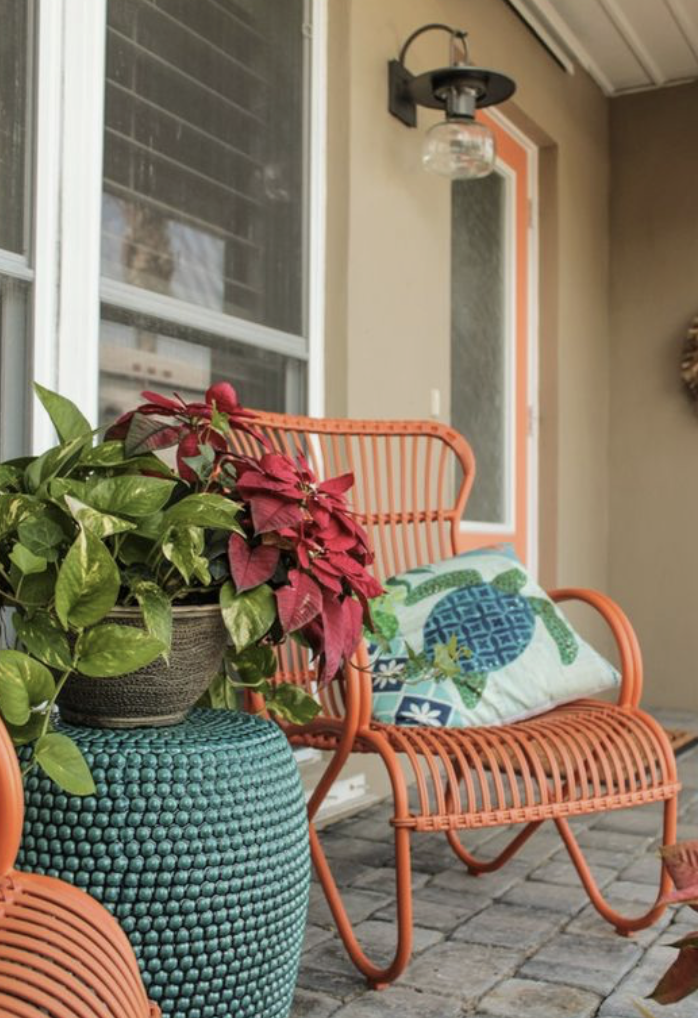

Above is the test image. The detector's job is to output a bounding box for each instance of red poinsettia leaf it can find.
[250,495,304,535]
[140,390,185,411]
[236,472,301,497]
[257,453,302,481]
[104,411,134,442]
[297,543,311,570]
[276,570,323,632]
[175,428,226,483]
[310,559,343,594]
[649,944,698,1004]
[206,381,240,413]
[318,472,354,496]
[320,595,346,683]
[227,533,280,593]
[125,414,182,456]
[660,841,698,910]
[342,597,364,659]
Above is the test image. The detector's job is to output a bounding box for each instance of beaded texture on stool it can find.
[17,709,310,1018]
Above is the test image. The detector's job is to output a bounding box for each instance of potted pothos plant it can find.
[0,383,382,797]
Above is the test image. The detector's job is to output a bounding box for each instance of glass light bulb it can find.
[422,118,496,179]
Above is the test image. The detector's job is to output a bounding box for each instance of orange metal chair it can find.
[0,719,160,1018]
[237,413,680,989]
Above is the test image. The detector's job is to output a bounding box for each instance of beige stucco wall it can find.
[325,0,611,600]
[609,82,698,711]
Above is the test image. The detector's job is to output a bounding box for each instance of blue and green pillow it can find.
[367,547,619,728]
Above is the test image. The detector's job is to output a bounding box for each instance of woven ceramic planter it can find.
[18,709,310,1018]
[59,604,227,728]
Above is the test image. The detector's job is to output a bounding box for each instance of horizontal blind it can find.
[101,0,306,336]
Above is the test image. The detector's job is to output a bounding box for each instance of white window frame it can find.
[30,0,327,453]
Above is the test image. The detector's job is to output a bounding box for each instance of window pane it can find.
[99,307,306,427]
[102,0,307,335]
[451,172,508,524]
[0,277,30,457]
[0,0,30,254]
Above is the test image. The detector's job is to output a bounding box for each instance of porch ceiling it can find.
[508,0,698,95]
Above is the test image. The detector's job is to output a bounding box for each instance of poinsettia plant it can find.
[640,841,698,1010]
[107,385,383,689]
[0,382,381,796]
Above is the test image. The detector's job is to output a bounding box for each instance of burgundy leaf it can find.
[104,411,134,442]
[660,841,698,910]
[228,534,280,593]
[125,414,182,456]
[276,570,322,632]
[310,559,343,594]
[206,381,240,414]
[236,472,301,497]
[318,472,354,496]
[250,495,304,535]
[259,453,303,481]
[321,594,347,683]
[649,943,698,1004]
[176,428,227,483]
[342,597,364,659]
[140,391,184,411]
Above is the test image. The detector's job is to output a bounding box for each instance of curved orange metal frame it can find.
[238,411,680,989]
[0,719,159,1017]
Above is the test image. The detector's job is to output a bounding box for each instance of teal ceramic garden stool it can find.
[16,709,310,1018]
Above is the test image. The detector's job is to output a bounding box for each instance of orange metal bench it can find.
[238,412,680,989]
[0,719,159,1018]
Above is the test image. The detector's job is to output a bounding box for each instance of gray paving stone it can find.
[530,857,617,888]
[619,853,664,885]
[574,827,654,853]
[409,837,468,874]
[307,884,390,928]
[563,903,670,948]
[303,923,336,953]
[519,931,642,995]
[291,988,341,1017]
[302,922,442,981]
[603,879,661,906]
[332,816,393,842]
[296,965,363,1001]
[600,944,698,1017]
[475,827,561,865]
[591,806,665,837]
[372,881,492,931]
[331,987,463,1018]
[501,879,589,915]
[452,902,565,950]
[322,836,396,868]
[350,865,429,892]
[430,859,532,898]
[478,977,601,1017]
[400,941,523,1003]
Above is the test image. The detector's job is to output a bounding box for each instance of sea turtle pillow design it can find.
[367,547,620,728]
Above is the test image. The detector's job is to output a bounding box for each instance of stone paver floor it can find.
[291,722,698,1018]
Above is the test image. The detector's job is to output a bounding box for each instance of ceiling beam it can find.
[664,0,698,64]
[596,0,667,86]
[506,0,615,94]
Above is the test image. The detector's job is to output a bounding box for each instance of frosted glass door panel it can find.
[451,171,509,525]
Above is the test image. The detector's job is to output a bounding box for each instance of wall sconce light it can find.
[388,23,516,179]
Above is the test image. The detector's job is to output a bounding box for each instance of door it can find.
[451,111,537,568]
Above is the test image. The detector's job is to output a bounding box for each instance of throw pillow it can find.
[367,546,619,728]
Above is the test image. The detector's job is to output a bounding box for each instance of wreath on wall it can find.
[681,314,698,403]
